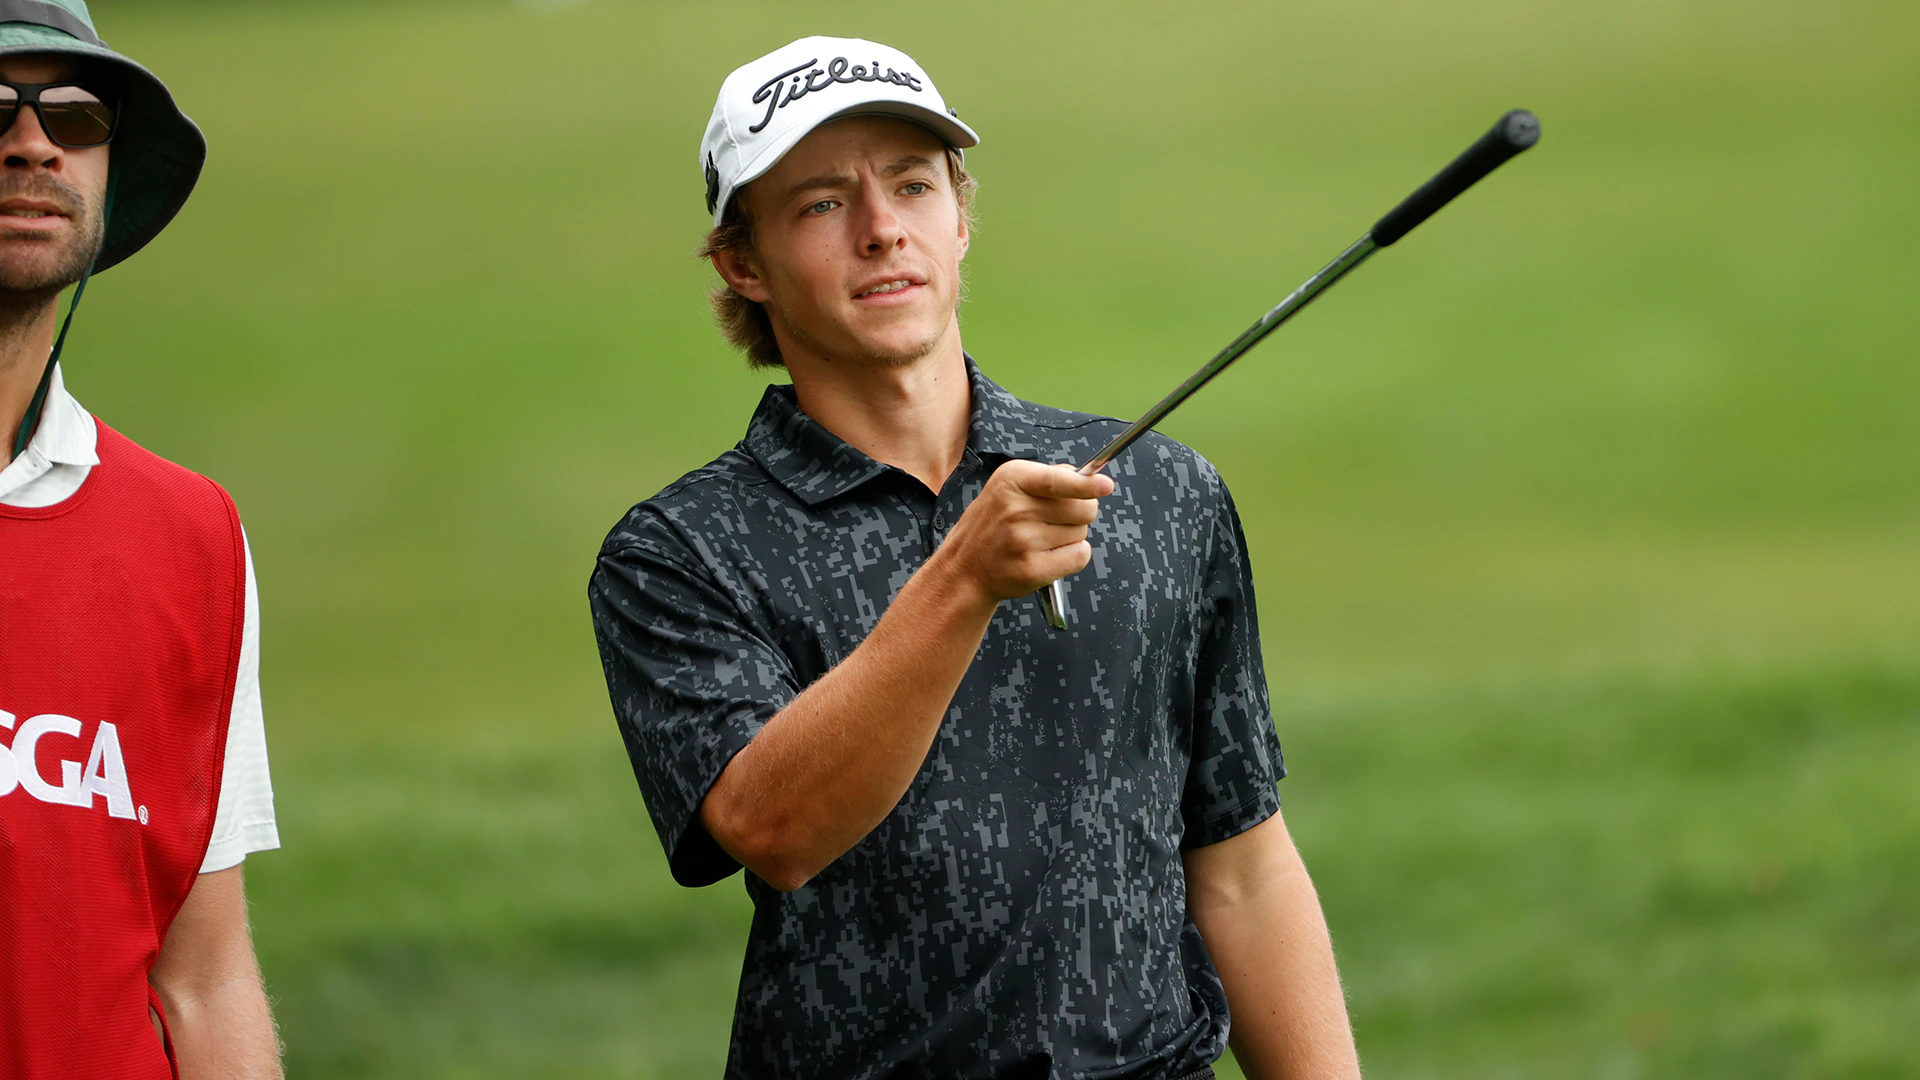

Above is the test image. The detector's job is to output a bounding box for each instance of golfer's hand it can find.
[937,460,1115,605]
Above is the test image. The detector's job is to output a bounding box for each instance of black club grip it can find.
[1370,109,1540,247]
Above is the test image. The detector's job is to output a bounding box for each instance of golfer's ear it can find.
[711,249,771,303]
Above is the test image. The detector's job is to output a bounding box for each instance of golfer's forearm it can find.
[1186,816,1360,1080]
[701,546,999,890]
[159,977,284,1080]
[1209,887,1358,1079]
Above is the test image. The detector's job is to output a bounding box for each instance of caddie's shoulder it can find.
[94,418,223,491]
[94,419,243,522]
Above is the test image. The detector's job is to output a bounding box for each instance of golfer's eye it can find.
[805,199,838,216]
[900,182,929,196]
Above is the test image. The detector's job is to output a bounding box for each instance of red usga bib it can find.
[0,420,244,1080]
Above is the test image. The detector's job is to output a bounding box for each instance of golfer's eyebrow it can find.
[878,155,936,179]
[785,157,939,201]
[786,172,853,202]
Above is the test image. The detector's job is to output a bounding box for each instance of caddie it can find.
[0,2,282,1077]
[591,36,1360,1079]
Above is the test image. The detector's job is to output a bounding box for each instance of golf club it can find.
[1038,108,1542,629]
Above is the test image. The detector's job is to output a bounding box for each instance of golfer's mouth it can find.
[853,276,926,301]
[0,199,70,231]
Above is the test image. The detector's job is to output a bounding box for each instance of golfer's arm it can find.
[148,865,284,1080]
[700,545,1000,892]
[1184,811,1360,1080]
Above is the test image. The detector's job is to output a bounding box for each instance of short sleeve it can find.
[202,529,279,873]
[1181,479,1286,849]
[590,537,801,886]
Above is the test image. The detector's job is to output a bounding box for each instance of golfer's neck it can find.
[0,295,62,458]
[789,334,972,495]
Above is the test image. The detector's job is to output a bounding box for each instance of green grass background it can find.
[66,0,1920,1075]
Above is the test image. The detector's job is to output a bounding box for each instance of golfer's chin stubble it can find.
[768,284,960,370]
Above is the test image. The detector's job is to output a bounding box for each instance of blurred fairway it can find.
[66,0,1920,1075]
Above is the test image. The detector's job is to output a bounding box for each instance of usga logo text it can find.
[0,709,140,821]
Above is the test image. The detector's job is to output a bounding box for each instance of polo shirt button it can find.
[933,513,947,530]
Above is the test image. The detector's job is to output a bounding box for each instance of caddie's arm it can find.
[148,866,284,1080]
[698,459,1113,891]
[1184,811,1362,1080]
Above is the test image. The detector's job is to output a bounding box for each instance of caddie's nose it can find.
[0,102,63,172]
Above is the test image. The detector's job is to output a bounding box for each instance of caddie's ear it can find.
[711,247,772,304]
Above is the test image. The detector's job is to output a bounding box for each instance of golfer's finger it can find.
[1027,540,1093,585]
[1023,520,1092,551]
[1039,497,1100,527]
[1009,461,1114,500]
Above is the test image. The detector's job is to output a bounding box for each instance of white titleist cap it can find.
[700,37,980,227]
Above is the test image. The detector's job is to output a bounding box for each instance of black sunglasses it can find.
[0,79,116,149]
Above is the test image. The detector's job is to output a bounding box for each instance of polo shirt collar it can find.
[744,356,1060,506]
[963,358,1059,462]
[742,381,889,507]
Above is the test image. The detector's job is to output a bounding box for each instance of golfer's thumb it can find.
[1015,462,1112,499]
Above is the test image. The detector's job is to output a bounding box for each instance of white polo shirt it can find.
[1,363,279,873]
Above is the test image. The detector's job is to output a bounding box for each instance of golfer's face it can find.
[739,116,968,367]
[0,55,108,293]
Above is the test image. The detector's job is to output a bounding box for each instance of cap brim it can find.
[715,101,980,228]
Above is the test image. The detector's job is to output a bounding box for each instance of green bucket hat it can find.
[2,0,205,458]
[0,0,205,272]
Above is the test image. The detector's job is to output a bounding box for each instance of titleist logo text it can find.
[751,57,925,134]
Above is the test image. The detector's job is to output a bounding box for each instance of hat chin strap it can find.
[11,270,91,460]
[10,170,113,461]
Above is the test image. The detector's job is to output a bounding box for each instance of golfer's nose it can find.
[858,191,908,255]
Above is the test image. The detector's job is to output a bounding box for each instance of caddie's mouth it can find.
[0,198,71,232]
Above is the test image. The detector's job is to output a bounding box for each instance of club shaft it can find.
[1039,109,1541,629]
[1075,234,1378,476]
[1038,233,1378,629]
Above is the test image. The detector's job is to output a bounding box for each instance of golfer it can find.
[592,37,1359,1079]
[0,3,281,1077]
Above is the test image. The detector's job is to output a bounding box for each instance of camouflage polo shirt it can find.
[590,359,1285,1080]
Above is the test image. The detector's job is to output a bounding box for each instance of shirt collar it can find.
[743,356,1060,506]
[962,358,1060,461]
[14,361,97,468]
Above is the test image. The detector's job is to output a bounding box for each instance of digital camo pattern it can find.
[590,360,1285,1080]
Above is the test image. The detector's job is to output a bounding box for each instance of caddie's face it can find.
[0,55,110,294]
[720,116,969,368]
